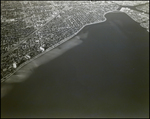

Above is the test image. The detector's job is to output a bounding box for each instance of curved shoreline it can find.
[1,9,140,83]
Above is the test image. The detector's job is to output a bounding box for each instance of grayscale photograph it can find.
[1,1,149,118]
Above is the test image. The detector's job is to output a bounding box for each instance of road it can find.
[1,7,62,58]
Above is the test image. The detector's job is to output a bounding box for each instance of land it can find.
[120,3,149,32]
[1,1,149,82]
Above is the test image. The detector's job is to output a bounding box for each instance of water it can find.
[1,12,149,118]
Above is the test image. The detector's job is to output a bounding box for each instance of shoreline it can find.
[1,6,149,117]
[1,9,140,83]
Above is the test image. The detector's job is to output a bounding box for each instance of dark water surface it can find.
[1,12,149,118]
